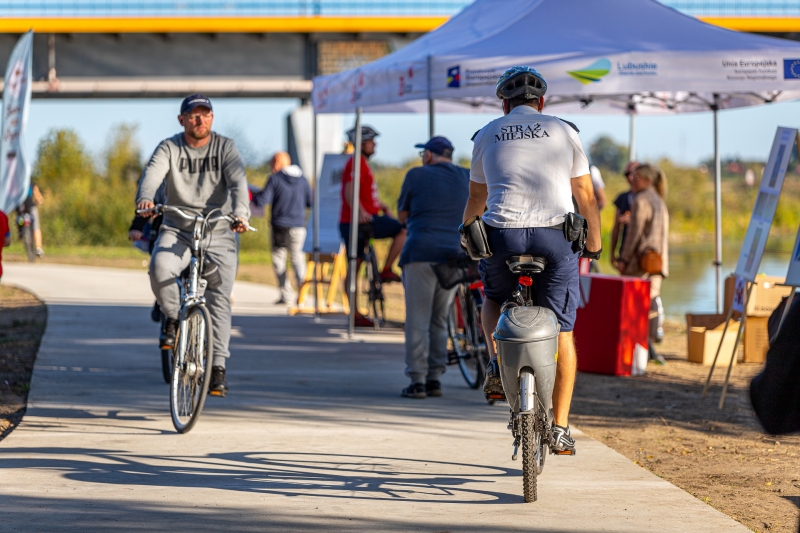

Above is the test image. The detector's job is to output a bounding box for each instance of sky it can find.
[21,96,800,173]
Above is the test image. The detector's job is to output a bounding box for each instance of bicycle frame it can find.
[175,213,209,368]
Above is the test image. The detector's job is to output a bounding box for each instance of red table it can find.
[573,274,651,376]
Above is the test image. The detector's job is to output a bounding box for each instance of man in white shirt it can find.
[463,66,601,453]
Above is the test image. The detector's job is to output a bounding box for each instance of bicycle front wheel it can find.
[364,251,385,329]
[170,304,213,433]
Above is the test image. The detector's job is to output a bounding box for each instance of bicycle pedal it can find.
[208,390,227,398]
[486,393,506,401]
[552,449,576,456]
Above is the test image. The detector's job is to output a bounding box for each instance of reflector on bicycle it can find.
[519,276,533,287]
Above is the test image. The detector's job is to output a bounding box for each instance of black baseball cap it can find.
[181,94,213,114]
[415,136,454,156]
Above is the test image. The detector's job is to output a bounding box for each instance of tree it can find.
[104,123,142,183]
[589,135,629,173]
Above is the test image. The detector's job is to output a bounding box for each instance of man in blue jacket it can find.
[253,151,312,304]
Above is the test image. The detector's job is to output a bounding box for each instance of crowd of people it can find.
[121,65,671,454]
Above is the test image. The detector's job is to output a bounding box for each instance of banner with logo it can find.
[311,0,800,115]
[0,31,33,214]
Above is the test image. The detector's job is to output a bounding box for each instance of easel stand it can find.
[701,282,753,409]
[289,245,349,317]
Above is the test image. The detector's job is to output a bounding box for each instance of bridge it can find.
[1,1,799,99]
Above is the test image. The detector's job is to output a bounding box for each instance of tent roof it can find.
[312,0,800,114]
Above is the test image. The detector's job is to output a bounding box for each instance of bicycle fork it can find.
[510,371,540,460]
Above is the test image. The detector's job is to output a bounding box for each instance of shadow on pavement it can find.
[0,448,519,504]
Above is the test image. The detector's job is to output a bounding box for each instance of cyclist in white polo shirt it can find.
[463,66,602,453]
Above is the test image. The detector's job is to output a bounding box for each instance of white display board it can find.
[734,127,797,282]
[304,153,351,255]
[784,225,800,286]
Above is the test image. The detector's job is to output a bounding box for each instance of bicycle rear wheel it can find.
[170,304,213,433]
[364,250,385,329]
[22,226,35,262]
[521,412,539,502]
[450,287,483,389]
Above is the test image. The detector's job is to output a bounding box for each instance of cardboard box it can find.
[724,274,792,317]
[744,316,769,363]
[686,313,738,366]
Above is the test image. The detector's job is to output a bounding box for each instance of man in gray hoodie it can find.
[136,94,250,397]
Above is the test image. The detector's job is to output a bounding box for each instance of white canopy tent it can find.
[310,0,800,331]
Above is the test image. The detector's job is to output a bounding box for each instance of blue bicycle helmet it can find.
[496,66,547,100]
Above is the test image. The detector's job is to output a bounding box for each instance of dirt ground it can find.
[0,285,47,441]
[571,320,800,533]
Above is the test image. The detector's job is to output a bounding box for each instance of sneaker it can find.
[208,366,228,397]
[354,313,374,328]
[35,247,45,258]
[401,382,426,399]
[550,424,576,455]
[380,270,402,283]
[425,380,442,397]
[150,301,162,323]
[483,358,505,401]
[159,318,178,350]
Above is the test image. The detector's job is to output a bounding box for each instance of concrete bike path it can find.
[0,263,748,532]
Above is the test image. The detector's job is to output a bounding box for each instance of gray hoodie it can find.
[136,132,250,232]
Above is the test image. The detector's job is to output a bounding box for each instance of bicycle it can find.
[137,204,256,433]
[493,254,568,503]
[15,212,35,262]
[357,224,386,330]
[447,279,489,389]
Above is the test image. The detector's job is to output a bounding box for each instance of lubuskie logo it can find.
[179,156,220,173]
[494,123,549,143]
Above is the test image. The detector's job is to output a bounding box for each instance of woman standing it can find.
[616,163,669,364]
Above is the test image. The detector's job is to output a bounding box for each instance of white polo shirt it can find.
[470,106,590,228]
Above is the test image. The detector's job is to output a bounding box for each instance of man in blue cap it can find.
[397,136,470,398]
[137,93,251,397]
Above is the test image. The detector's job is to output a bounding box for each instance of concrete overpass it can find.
[1,1,799,99]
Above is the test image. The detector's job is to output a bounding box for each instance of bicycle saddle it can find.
[506,255,547,274]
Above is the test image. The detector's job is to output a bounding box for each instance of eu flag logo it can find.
[447,66,460,88]
[784,59,800,79]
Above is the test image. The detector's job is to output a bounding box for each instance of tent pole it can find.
[312,109,320,322]
[348,107,363,339]
[427,55,434,138]
[628,103,636,161]
[428,99,434,138]
[713,97,723,314]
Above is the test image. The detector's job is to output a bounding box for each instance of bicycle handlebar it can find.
[136,204,257,232]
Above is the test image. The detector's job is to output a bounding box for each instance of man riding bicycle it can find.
[463,67,601,454]
[136,94,250,397]
[339,125,406,328]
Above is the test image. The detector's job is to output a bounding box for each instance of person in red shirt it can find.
[339,125,406,327]
[0,210,10,281]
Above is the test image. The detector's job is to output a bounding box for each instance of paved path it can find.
[0,263,748,532]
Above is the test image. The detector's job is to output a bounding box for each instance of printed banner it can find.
[304,153,351,255]
[0,31,33,214]
[734,127,797,282]
[784,223,800,287]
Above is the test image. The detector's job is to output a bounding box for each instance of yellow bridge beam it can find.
[0,16,797,34]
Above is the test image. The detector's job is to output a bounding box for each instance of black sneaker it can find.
[550,424,576,455]
[150,301,162,323]
[401,382,426,399]
[159,318,178,350]
[425,380,442,397]
[209,366,228,397]
[483,358,505,401]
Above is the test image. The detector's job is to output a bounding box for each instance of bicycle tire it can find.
[170,304,213,433]
[23,226,35,262]
[452,288,483,389]
[161,348,172,384]
[521,412,538,503]
[364,250,385,329]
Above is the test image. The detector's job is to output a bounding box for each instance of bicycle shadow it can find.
[0,448,520,504]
